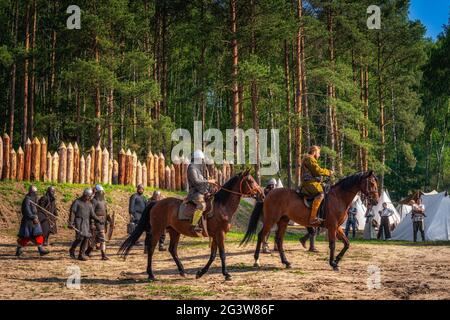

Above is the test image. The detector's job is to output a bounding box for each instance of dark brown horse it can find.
[241,171,379,271]
[119,169,263,281]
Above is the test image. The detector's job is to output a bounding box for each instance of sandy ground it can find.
[1,228,449,300]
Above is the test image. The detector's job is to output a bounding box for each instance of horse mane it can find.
[333,172,367,192]
[214,174,241,204]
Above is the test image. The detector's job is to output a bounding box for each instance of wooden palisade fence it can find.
[0,133,232,191]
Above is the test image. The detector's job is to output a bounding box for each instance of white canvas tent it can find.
[392,192,450,241]
[341,194,367,230]
[373,190,401,226]
[397,204,412,221]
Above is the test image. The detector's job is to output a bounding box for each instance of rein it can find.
[210,179,260,198]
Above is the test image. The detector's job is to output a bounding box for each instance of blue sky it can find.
[409,0,449,40]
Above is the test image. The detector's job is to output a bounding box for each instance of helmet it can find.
[95,184,104,192]
[83,188,93,197]
[137,184,144,190]
[267,178,277,187]
[152,190,161,197]
[29,185,38,194]
[193,150,205,160]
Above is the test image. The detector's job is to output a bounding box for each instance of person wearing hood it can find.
[16,185,49,257]
[86,184,112,260]
[37,186,58,246]
[68,188,101,261]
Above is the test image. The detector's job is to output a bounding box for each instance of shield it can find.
[106,211,115,241]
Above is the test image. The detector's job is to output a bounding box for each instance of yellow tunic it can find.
[300,154,331,196]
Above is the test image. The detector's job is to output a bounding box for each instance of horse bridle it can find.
[364,176,379,202]
[210,177,262,198]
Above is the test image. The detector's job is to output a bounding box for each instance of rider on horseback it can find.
[300,145,333,226]
[188,150,216,234]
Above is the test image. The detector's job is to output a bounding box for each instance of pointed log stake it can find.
[147,151,155,187]
[153,153,159,188]
[136,161,142,186]
[85,154,92,185]
[58,142,67,183]
[89,146,95,184]
[108,159,113,185]
[132,152,137,187]
[0,135,3,180]
[10,149,17,180]
[79,155,86,184]
[2,134,11,180]
[118,149,126,185]
[165,166,171,190]
[24,138,32,181]
[73,143,80,183]
[94,144,102,184]
[40,138,47,181]
[66,143,74,184]
[173,156,181,190]
[170,164,176,191]
[51,152,59,183]
[112,160,118,185]
[125,149,132,185]
[16,147,25,181]
[142,164,147,187]
[102,148,109,184]
[31,137,41,181]
[45,152,52,182]
[159,153,165,189]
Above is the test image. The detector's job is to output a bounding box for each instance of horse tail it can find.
[118,202,155,259]
[240,201,264,246]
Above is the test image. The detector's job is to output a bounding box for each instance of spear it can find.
[30,200,81,233]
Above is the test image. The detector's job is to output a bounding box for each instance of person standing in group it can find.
[345,202,358,239]
[363,203,376,240]
[377,202,394,240]
[128,184,147,242]
[411,199,426,242]
[68,188,101,261]
[16,186,49,257]
[37,186,58,246]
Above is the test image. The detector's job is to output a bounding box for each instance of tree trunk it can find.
[294,0,304,185]
[22,0,31,147]
[327,3,336,173]
[9,0,19,142]
[250,0,260,184]
[377,33,385,190]
[95,41,101,146]
[107,89,114,156]
[284,40,293,188]
[300,5,310,149]
[230,0,239,162]
[29,0,37,138]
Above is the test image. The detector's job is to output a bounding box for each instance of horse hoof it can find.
[333,266,339,271]
[196,271,204,279]
[148,276,156,282]
[253,262,260,268]
[285,263,292,269]
[180,272,187,278]
[224,274,232,281]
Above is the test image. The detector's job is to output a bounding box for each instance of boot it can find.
[78,254,88,261]
[101,250,109,260]
[309,198,323,226]
[69,240,80,259]
[38,246,50,256]
[78,238,89,261]
[192,209,203,235]
[85,246,93,257]
[15,246,24,257]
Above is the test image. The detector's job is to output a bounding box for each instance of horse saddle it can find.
[177,196,214,222]
[295,188,327,220]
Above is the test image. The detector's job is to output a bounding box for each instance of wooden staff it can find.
[29,200,81,233]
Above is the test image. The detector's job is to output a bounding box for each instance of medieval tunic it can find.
[187,162,210,210]
[300,154,331,196]
[69,198,100,239]
[363,207,376,240]
[129,193,147,223]
[91,195,111,243]
[18,193,43,239]
[37,193,58,236]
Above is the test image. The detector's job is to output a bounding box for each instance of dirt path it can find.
[1,230,449,300]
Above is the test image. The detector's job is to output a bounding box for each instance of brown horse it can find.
[119,169,263,281]
[241,171,379,271]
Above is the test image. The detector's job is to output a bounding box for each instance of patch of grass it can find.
[147,284,214,299]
